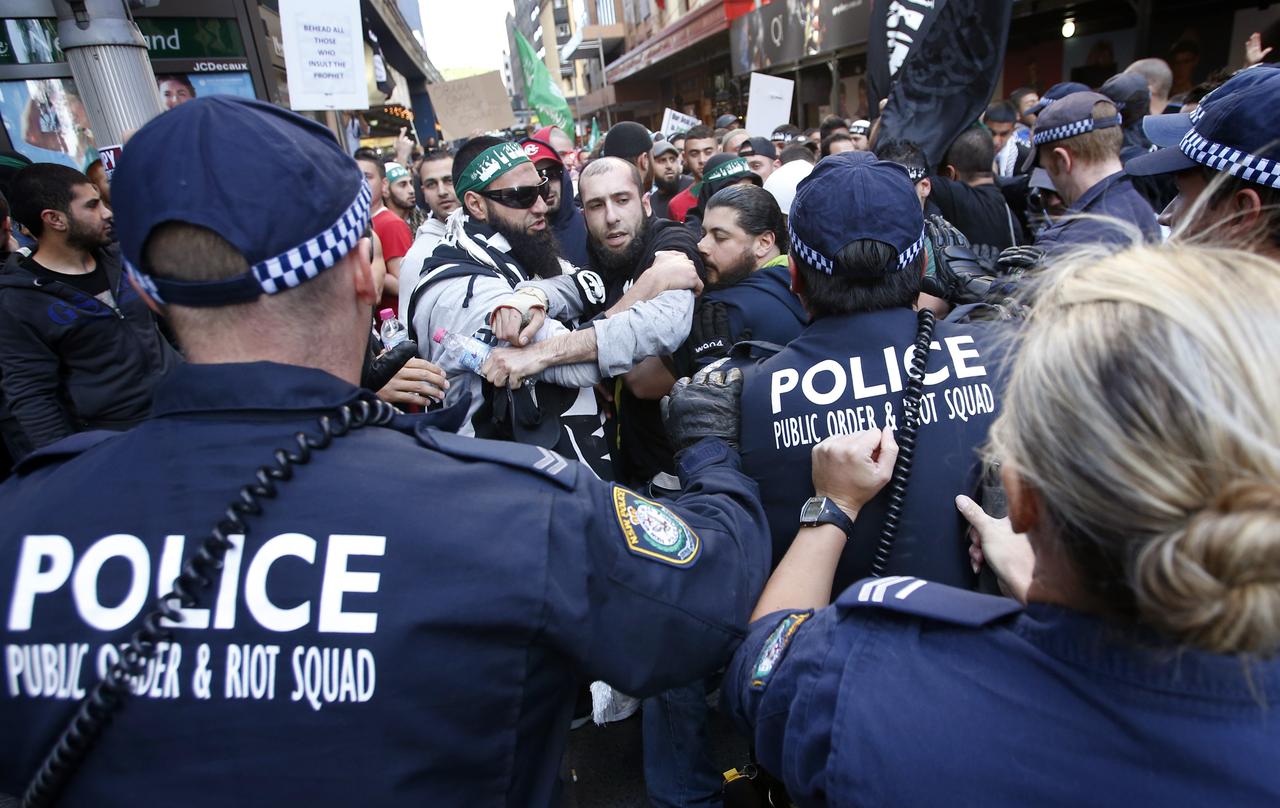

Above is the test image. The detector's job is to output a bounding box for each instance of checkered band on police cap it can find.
[1179,127,1280,189]
[1033,114,1123,146]
[789,221,925,275]
[255,181,372,294]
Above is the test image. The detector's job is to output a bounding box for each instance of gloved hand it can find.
[660,358,743,451]
[996,244,1046,277]
[924,215,998,305]
[688,301,752,368]
[362,339,418,393]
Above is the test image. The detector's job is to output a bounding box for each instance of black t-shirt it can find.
[22,254,112,302]
[650,176,694,220]
[926,177,1025,264]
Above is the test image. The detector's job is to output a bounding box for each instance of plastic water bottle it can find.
[378,308,408,350]
[432,328,491,373]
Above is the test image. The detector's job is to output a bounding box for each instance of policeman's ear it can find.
[1225,186,1265,235]
[1001,464,1042,536]
[1050,146,1073,175]
[347,238,379,307]
[788,255,809,307]
[942,165,958,181]
[464,189,488,221]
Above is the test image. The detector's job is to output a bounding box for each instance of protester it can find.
[382,162,419,229]
[355,148,412,310]
[716,113,740,130]
[770,124,804,153]
[1126,57,1174,114]
[734,152,1004,594]
[678,185,805,374]
[397,147,458,316]
[779,144,815,165]
[522,136,590,268]
[819,115,849,140]
[650,140,693,219]
[668,124,717,223]
[0,96,774,807]
[737,136,781,182]
[926,127,1025,260]
[820,132,855,157]
[0,163,179,461]
[726,242,1280,806]
[1023,91,1159,254]
[1100,70,1176,212]
[602,120,656,190]
[721,128,750,156]
[847,120,871,150]
[985,101,1026,177]
[690,154,762,230]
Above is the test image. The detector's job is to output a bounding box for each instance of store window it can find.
[0,78,96,169]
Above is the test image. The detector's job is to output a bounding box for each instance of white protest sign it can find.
[427,72,516,139]
[280,0,367,111]
[660,108,702,138]
[745,72,795,137]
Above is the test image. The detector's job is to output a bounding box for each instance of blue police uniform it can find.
[0,362,770,805]
[1034,170,1159,252]
[706,259,807,349]
[739,308,1003,592]
[725,577,1280,807]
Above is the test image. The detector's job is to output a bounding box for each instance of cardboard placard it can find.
[745,72,795,137]
[279,0,367,111]
[660,107,702,138]
[427,72,516,140]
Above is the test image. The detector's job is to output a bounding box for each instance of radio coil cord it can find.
[21,399,397,808]
[869,309,937,578]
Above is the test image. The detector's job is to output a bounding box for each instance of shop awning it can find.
[605,1,728,84]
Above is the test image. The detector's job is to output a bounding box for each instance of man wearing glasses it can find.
[520,136,590,269]
[405,138,696,479]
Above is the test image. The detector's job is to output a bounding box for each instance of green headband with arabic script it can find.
[456,141,533,196]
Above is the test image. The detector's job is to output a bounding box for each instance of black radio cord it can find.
[869,309,937,578]
[22,400,396,808]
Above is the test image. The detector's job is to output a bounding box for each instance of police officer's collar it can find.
[1061,170,1129,217]
[152,362,367,417]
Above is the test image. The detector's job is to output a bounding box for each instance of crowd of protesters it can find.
[1,28,1279,808]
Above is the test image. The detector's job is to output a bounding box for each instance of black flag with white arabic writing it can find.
[868,0,1014,168]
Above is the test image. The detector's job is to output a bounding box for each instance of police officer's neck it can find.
[1056,157,1123,207]
[175,309,364,387]
[1025,532,1120,618]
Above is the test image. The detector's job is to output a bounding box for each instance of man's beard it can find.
[654,174,682,195]
[67,218,113,250]
[587,216,650,286]
[489,209,564,279]
[705,247,756,292]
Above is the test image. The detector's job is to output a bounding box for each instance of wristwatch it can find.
[799,497,857,539]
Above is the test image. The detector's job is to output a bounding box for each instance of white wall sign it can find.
[745,72,795,137]
[280,0,368,111]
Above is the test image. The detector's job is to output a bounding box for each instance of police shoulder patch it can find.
[612,487,700,567]
[751,612,811,690]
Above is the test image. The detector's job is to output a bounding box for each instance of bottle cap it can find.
[378,308,395,321]
[432,327,448,343]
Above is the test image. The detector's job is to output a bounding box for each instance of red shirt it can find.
[372,207,413,260]
[372,207,413,310]
[666,184,699,223]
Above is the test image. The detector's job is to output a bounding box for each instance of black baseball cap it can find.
[602,121,654,160]
[738,137,777,160]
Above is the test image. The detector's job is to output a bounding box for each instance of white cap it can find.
[763,159,814,217]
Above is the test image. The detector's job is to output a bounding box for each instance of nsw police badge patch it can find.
[612,487,701,567]
[751,612,811,690]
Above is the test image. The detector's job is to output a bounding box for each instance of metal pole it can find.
[54,0,164,147]
[598,37,613,127]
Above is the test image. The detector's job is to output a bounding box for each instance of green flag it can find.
[588,118,601,150]
[513,29,574,133]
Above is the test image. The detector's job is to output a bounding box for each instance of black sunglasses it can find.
[478,177,551,209]
[538,166,564,183]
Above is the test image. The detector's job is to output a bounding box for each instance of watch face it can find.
[800,498,824,522]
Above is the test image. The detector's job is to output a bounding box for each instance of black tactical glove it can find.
[688,302,753,369]
[996,244,1046,277]
[361,340,418,393]
[661,358,743,451]
[923,215,998,305]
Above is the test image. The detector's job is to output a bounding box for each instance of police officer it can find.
[1022,91,1159,253]
[1126,65,1280,257]
[723,242,1280,806]
[0,97,771,806]
[737,152,1004,594]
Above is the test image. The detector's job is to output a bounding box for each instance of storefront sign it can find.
[135,18,246,60]
[730,0,870,75]
[279,0,367,111]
